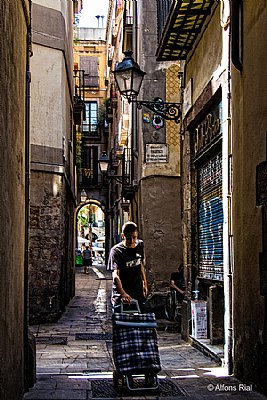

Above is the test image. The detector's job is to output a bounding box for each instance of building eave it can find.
[156,0,216,61]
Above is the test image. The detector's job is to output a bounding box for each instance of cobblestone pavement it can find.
[23,265,267,399]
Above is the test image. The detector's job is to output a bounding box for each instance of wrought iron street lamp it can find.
[113,51,182,124]
[99,152,124,184]
[98,151,109,173]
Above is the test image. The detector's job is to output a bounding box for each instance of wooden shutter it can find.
[80,56,99,87]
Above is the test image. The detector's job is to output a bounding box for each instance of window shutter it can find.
[80,56,99,87]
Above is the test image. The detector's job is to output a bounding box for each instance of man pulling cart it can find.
[107,222,161,390]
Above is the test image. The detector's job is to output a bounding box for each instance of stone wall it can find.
[29,173,67,323]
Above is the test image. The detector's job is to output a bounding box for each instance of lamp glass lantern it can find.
[113,50,146,101]
[99,152,109,173]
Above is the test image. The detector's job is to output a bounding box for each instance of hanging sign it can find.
[146,144,169,163]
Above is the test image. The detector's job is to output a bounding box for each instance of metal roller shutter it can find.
[198,152,223,281]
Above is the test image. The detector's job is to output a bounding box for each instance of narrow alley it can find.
[23,265,266,400]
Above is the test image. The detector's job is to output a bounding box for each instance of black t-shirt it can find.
[107,240,144,304]
[82,249,91,259]
[170,271,186,302]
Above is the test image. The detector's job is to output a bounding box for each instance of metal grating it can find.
[91,378,184,398]
[35,336,67,345]
[75,333,113,341]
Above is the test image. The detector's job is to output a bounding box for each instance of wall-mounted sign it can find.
[193,101,222,157]
[146,144,169,163]
[183,78,192,115]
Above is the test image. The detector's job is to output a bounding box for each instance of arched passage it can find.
[75,199,106,267]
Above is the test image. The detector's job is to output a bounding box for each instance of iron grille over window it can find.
[80,56,99,87]
[122,147,132,186]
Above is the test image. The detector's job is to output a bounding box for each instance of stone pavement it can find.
[23,265,267,399]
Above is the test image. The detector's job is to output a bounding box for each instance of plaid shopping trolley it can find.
[112,305,161,391]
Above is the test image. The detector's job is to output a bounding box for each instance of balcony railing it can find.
[122,148,135,200]
[157,0,172,43]
[73,69,85,125]
[73,69,85,100]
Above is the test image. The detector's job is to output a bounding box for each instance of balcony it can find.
[82,125,100,138]
[156,0,216,61]
[121,148,135,200]
[73,69,85,125]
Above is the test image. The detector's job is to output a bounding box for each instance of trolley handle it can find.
[120,299,140,314]
[114,320,157,328]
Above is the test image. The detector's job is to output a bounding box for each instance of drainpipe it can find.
[221,0,233,374]
[24,0,33,389]
[24,60,31,390]
[132,0,138,158]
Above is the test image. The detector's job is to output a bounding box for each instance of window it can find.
[81,146,99,186]
[83,102,98,135]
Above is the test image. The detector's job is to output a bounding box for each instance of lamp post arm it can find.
[131,97,182,124]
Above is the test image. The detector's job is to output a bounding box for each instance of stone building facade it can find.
[155,0,267,396]
[105,0,183,299]
[0,0,32,398]
[29,0,77,323]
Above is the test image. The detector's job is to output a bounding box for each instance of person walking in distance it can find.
[82,245,92,274]
[107,221,148,312]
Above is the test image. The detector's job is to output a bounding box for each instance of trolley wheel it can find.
[113,371,119,388]
[145,374,155,387]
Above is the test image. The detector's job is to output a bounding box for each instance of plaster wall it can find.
[0,0,29,398]
[33,0,66,13]
[186,6,222,107]
[139,176,182,289]
[31,44,67,149]
[231,0,267,393]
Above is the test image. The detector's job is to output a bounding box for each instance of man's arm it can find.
[141,262,148,297]
[170,279,186,295]
[112,269,132,303]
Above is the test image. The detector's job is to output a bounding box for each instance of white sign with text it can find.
[146,144,169,163]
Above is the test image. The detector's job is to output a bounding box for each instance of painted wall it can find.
[0,1,30,398]
[30,1,76,323]
[140,176,182,289]
[31,45,66,148]
[185,6,222,105]
[232,0,267,394]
